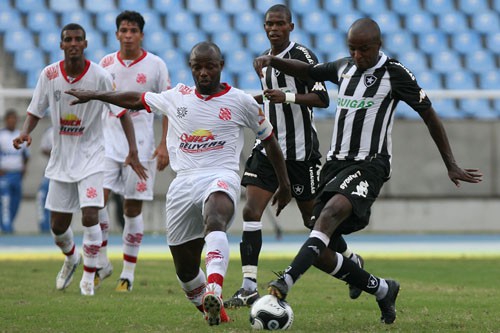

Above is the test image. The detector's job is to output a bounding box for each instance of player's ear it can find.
[290,22,295,32]
[84,40,88,49]
[220,60,225,70]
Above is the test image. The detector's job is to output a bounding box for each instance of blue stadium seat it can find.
[485,32,500,53]
[166,11,197,33]
[457,0,488,15]
[39,29,61,53]
[0,1,12,10]
[117,0,151,12]
[478,71,500,89]
[391,0,423,15]
[289,0,320,13]
[14,49,45,73]
[471,12,500,34]
[212,31,243,54]
[141,11,163,33]
[85,47,109,63]
[451,31,482,55]
[16,0,46,13]
[0,8,23,32]
[417,32,449,55]
[356,0,390,16]
[246,32,269,55]
[430,51,462,74]
[323,0,356,15]
[398,51,429,73]
[336,11,363,33]
[373,13,401,34]
[233,11,262,34]
[83,0,116,14]
[290,29,311,46]
[415,70,443,90]
[4,28,35,53]
[466,48,493,71]
[105,31,119,50]
[432,99,463,119]
[423,0,454,15]
[437,12,468,34]
[170,67,194,87]
[61,11,93,30]
[142,31,174,54]
[49,49,63,63]
[493,99,500,113]
[200,12,231,33]
[460,98,497,119]
[26,68,43,88]
[84,29,105,52]
[324,48,350,62]
[494,0,500,11]
[26,10,58,34]
[225,50,253,75]
[302,11,333,34]
[152,0,183,15]
[220,0,252,14]
[186,0,217,14]
[443,70,476,90]
[383,31,415,56]
[255,0,286,13]
[395,102,421,120]
[96,11,120,34]
[159,49,188,73]
[177,31,208,53]
[236,71,262,91]
[314,31,345,54]
[48,0,81,13]
[404,12,436,34]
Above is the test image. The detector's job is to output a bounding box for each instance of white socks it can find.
[121,214,144,282]
[97,208,110,268]
[53,227,78,263]
[205,231,229,297]
[82,224,102,282]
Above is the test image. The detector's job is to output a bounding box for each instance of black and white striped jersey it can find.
[255,42,329,161]
[308,51,432,163]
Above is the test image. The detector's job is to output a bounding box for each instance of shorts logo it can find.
[136,181,147,192]
[206,250,224,266]
[217,180,229,190]
[219,108,232,121]
[351,180,369,198]
[340,171,361,190]
[86,187,98,199]
[293,184,304,196]
[243,171,257,178]
[364,74,377,87]
[367,274,379,289]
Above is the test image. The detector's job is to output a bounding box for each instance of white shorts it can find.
[45,173,104,213]
[103,157,156,200]
[165,169,241,246]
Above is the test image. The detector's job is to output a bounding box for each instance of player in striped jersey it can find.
[256,18,483,324]
[225,4,364,309]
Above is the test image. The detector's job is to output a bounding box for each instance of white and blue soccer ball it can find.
[249,294,294,330]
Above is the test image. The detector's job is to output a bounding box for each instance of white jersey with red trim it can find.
[142,83,273,173]
[99,50,170,162]
[27,60,118,182]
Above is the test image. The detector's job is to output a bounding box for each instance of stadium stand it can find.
[0,0,497,119]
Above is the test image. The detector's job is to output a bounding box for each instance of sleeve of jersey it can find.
[142,91,170,117]
[308,60,341,84]
[243,96,273,140]
[26,69,49,118]
[389,63,432,112]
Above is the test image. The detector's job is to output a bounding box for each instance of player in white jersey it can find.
[95,11,171,292]
[66,41,292,326]
[13,24,147,297]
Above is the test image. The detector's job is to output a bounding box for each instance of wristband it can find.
[285,92,296,104]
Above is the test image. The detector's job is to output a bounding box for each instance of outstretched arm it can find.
[66,89,144,110]
[153,115,170,171]
[261,135,292,216]
[262,89,328,108]
[419,107,483,187]
[254,55,312,80]
[119,112,148,181]
[13,113,40,149]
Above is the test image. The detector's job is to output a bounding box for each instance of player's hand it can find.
[448,166,483,187]
[271,184,292,216]
[263,89,286,104]
[13,134,32,149]
[124,150,148,181]
[65,89,94,105]
[153,143,170,171]
[253,55,273,78]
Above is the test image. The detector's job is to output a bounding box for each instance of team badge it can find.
[292,184,304,195]
[176,107,188,118]
[54,90,61,102]
[364,74,377,87]
[136,73,147,84]
[219,107,232,121]
[274,69,281,77]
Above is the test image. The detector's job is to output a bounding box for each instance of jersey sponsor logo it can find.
[217,180,229,190]
[179,84,193,95]
[337,97,374,109]
[59,114,85,136]
[179,129,225,153]
[219,107,232,121]
[351,180,369,198]
[257,108,266,125]
[54,90,61,102]
[176,106,188,118]
[364,74,377,87]
[45,65,59,80]
[340,170,361,190]
[86,187,98,199]
[296,45,315,65]
[312,82,326,92]
[101,56,114,67]
[293,184,304,195]
[136,73,147,84]
[136,181,147,192]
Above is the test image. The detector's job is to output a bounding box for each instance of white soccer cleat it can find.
[80,280,95,296]
[56,255,81,290]
[94,261,113,289]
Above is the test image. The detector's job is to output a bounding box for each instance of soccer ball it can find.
[249,294,294,330]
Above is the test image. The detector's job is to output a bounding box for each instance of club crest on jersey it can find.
[364,74,377,87]
[219,108,232,121]
[136,73,147,84]
[54,90,61,102]
[293,184,304,195]
[177,107,188,118]
[274,69,281,77]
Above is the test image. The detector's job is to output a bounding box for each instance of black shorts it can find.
[241,149,321,201]
[312,157,391,235]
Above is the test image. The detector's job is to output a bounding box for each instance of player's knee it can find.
[176,268,199,283]
[242,204,263,221]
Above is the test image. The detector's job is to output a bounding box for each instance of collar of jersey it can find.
[59,59,91,84]
[117,49,147,67]
[195,83,231,101]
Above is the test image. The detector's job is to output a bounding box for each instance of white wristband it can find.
[285,92,296,104]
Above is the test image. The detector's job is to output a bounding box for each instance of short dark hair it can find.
[116,10,145,32]
[265,4,292,22]
[60,23,86,41]
[4,109,17,119]
[190,41,223,61]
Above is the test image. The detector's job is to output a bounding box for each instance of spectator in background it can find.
[36,126,52,233]
[0,109,29,233]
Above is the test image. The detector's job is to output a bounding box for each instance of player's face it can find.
[264,11,294,47]
[116,21,144,53]
[60,30,87,61]
[189,51,224,95]
[347,31,381,71]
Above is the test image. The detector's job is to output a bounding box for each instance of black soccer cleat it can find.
[377,279,400,324]
[224,288,260,308]
[268,271,289,301]
[348,254,365,299]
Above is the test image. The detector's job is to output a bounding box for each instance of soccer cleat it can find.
[223,288,260,308]
[348,254,365,299]
[203,291,230,325]
[55,255,81,290]
[377,279,400,324]
[94,261,113,289]
[80,280,95,296]
[267,271,289,301]
[115,278,133,292]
